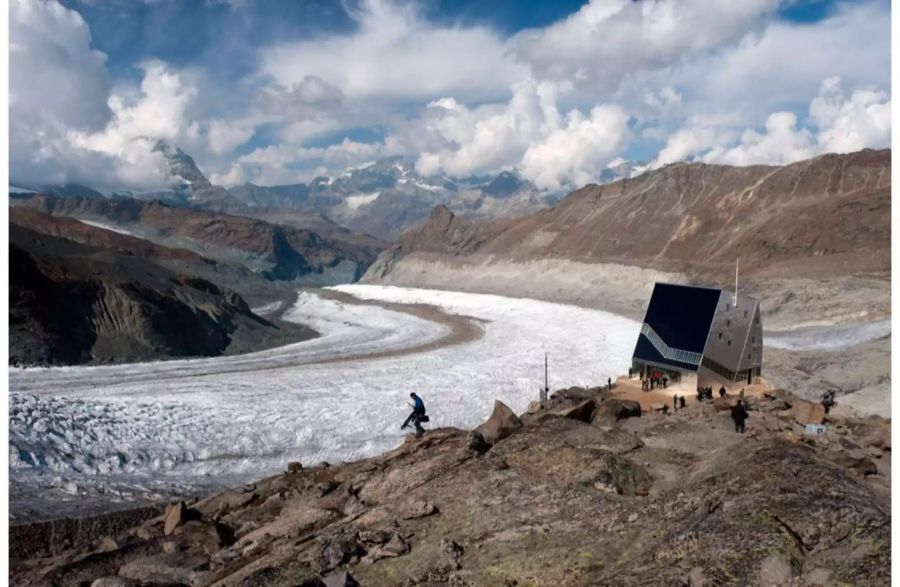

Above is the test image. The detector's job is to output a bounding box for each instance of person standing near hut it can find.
[731,399,749,434]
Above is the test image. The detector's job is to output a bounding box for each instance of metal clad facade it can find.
[701,293,762,380]
[736,303,763,374]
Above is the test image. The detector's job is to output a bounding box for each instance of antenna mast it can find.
[734,258,739,306]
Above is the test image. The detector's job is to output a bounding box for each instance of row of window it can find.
[716,332,759,346]
[701,356,736,381]
[701,356,762,383]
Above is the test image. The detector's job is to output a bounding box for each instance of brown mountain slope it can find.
[369,149,890,282]
[9,207,208,264]
[13,196,386,284]
[6,207,292,300]
[9,224,315,366]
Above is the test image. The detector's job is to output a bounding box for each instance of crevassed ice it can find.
[9,286,640,510]
[765,319,890,351]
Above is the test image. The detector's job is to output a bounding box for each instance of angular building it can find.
[631,283,762,389]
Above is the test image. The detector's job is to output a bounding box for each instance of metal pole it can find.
[544,353,548,392]
[541,353,548,404]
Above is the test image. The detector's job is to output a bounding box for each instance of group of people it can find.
[672,394,687,410]
[695,385,728,402]
[692,385,749,433]
[640,371,668,391]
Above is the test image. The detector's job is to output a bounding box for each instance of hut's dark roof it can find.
[637,283,721,353]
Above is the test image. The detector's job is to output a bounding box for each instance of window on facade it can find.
[752,336,755,343]
[726,320,731,327]
[727,340,731,346]
[718,332,722,339]
[726,304,730,311]
[748,353,751,359]
[744,310,748,317]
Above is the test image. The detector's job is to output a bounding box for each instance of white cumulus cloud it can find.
[8,0,892,194]
[9,0,113,187]
[654,78,891,168]
[261,0,524,102]
[207,119,254,155]
[513,0,778,92]
[405,81,630,190]
[811,77,891,154]
[68,61,199,189]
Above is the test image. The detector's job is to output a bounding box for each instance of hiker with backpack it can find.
[401,392,429,437]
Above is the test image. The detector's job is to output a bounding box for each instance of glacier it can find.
[9,286,640,516]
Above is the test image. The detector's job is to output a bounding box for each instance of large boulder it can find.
[855,418,891,451]
[552,399,595,423]
[550,387,593,402]
[466,430,490,454]
[118,552,211,585]
[173,519,236,556]
[787,400,826,425]
[319,535,365,572]
[593,452,653,496]
[712,397,735,412]
[526,401,544,414]
[163,502,188,536]
[831,454,879,476]
[592,399,642,424]
[399,498,437,520]
[474,401,522,444]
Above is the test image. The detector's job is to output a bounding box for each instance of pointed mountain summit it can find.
[153,140,212,190]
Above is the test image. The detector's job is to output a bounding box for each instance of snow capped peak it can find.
[152,140,212,190]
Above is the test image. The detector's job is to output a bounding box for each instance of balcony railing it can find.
[640,323,703,366]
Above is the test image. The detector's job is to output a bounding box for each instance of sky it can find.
[9,0,892,192]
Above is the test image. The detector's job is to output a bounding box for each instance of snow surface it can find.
[9,286,639,512]
[78,219,137,237]
[250,301,284,317]
[345,192,381,210]
[765,319,890,351]
[397,178,444,192]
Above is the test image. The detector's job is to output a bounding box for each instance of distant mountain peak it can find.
[153,140,212,190]
[482,170,527,198]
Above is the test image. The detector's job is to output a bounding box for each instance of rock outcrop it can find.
[473,400,522,444]
[10,389,890,586]
[592,399,642,423]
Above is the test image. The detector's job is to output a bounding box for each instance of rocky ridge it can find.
[367,149,890,283]
[10,387,890,586]
[12,195,384,286]
[9,224,314,366]
[226,157,557,241]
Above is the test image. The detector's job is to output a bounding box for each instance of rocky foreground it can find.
[10,389,891,586]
